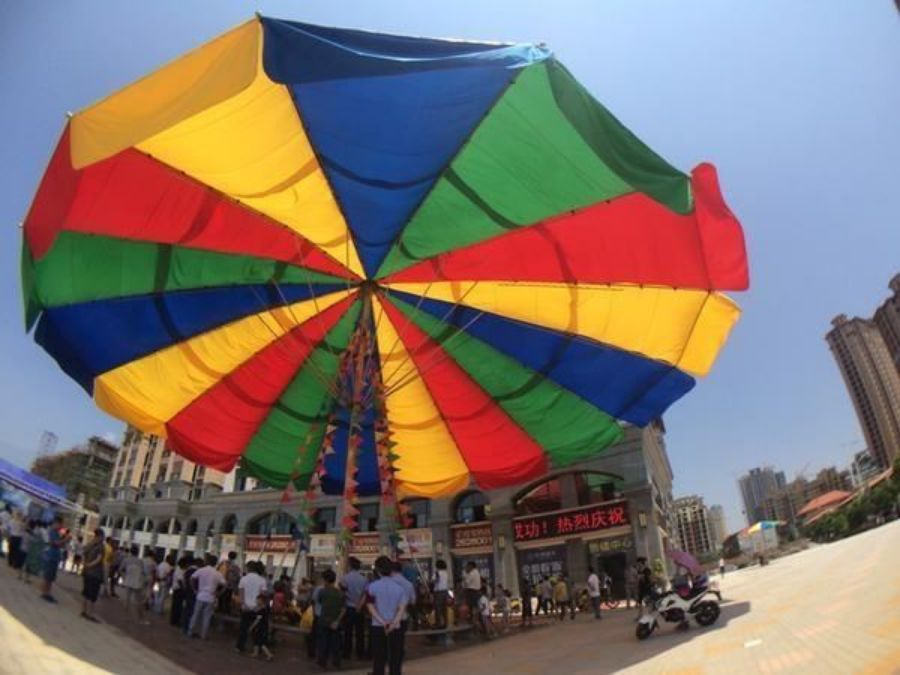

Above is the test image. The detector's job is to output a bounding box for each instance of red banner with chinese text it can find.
[512,500,630,543]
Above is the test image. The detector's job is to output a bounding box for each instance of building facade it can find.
[672,495,714,558]
[30,436,118,511]
[738,467,786,526]
[873,274,900,372]
[708,504,727,548]
[827,313,900,470]
[760,466,852,530]
[850,449,883,488]
[100,423,676,597]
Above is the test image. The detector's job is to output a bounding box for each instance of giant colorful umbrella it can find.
[22,18,748,517]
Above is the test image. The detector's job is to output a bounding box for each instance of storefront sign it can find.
[587,535,634,554]
[245,534,296,553]
[398,528,433,559]
[518,545,567,587]
[309,533,337,558]
[220,533,238,552]
[512,500,630,543]
[450,522,493,552]
[349,532,380,559]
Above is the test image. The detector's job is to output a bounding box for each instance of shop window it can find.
[575,472,622,506]
[402,499,430,528]
[247,512,295,536]
[313,507,336,534]
[357,503,379,532]
[454,491,489,524]
[185,520,198,536]
[514,479,562,515]
[221,514,238,535]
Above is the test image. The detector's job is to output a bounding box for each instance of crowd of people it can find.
[2,505,686,673]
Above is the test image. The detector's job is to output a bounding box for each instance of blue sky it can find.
[0,1,897,531]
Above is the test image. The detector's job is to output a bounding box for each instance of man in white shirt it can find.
[432,559,450,629]
[0,506,10,561]
[463,562,482,625]
[586,566,602,619]
[121,545,149,625]
[154,553,174,614]
[235,560,267,653]
[188,554,225,640]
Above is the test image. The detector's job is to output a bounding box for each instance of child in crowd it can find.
[250,592,274,661]
[496,585,512,632]
[477,584,493,639]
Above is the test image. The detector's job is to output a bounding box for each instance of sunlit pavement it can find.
[3,522,899,674]
[0,562,189,674]
[396,520,900,675]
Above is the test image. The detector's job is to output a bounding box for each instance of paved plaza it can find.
[2,520,899,674]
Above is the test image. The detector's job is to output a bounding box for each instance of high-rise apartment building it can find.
[827,313,900,470]
[708,504,727,547]
[738,467,784,526]
[873,274,900,372]
[108,426,236,503]
[673,495,714,558]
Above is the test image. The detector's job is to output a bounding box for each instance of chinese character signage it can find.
[450,522,493,551]
[349,532,380,559]
[588,535,634,554]
[512,501,630,543]
[518,545,567,587]
[398,528,433,559]
[245,535,296,553]
[309,534,337,558]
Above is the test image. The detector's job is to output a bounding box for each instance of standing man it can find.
[121,545,149,624]
[463,562,482,626]
[432,559,449,630]
[0,505,10,560]
[142,551,158,612]
[217,551,241,615]
[520,577,534,627]
[586,567,602,619]
[80,529,105,622]
[154,553,175,614]
[235,560,267,653]
[316,569,346,670]
[390,561,416,664]
[188,554,225,640]
[553,574,570,621]
[40,515,70,603]
[719,556,726,577]
[624,561,639,609]
[340,556,368,660]
[636,560,653,620]
[7,510,24,570]
[367,556,407,675]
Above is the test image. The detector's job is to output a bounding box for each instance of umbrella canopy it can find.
[22,17,748,506]
[666,548,704,576]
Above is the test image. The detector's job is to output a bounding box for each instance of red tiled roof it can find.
[797,490,853,518]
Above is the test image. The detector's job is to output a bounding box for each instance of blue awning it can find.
[0,457,83,512]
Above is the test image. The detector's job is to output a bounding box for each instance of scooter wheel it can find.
[636,622,653,640]
[694,602,720,627]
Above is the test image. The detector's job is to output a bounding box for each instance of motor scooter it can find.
[636,576,720,640]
